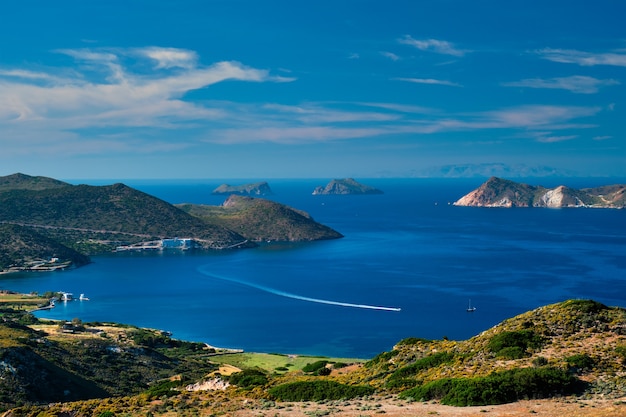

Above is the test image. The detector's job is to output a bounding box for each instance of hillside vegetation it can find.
[348,300,626,403]
[2,299,625,416]
[0,174,342,271]
[0,224,90,271]
[177,195,343,242]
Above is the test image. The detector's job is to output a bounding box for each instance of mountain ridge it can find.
[454,177,625,208]
[0,173,342,272]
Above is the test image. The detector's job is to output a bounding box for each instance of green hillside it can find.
[347,300,626,404]
[0,174,252,257]
[0,173,70,192]
[0,174,341,266]
[177,195,343,242]
[1,299,625,416]
[0,224,90,271]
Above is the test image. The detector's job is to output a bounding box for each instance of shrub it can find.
[565,354,595,372]
[399,367,578,406]
[302,360,329,374]
[615,346,626,365]
[365,350,399,367]
[268,380,375,401]
[389,351,455,380]
[496,346,525,360]
[395,337,433,346]
[144,380,180,399]
[487,330,544,358]
[385,378,421,390]
[564,300,608,315]
[228,369,268,388]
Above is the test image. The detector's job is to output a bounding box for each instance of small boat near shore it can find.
[79,293,90,301]
[466,299,476,312]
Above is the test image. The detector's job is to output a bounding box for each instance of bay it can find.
[1,178,625,358]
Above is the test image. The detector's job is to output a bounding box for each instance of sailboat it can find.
[466,299,476,312]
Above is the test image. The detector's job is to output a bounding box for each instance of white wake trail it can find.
[197,265,401,312]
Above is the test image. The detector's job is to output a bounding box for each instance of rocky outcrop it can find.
[454,177,625,208]
[212,182,273,196]
[312,178,383,195]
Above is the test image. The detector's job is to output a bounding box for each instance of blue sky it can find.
[1,0,624,179]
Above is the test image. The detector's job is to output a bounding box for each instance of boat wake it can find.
[196,265,401,312]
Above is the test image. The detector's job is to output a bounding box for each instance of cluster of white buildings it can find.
[116,237,198,251]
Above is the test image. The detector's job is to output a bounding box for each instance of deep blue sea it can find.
[1,178,625,358]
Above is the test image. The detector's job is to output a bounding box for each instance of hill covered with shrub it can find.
[1,299,625,415]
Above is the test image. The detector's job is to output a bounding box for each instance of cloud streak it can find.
[398,36,467,56]
[0,47,605,160]
[0,48,293,128]
[503,75,619,94]
[395,77,461,87]
[537,48,626,67]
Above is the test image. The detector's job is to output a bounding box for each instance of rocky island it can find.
[312,178,383,195]
[211,181,273,196]
[454,177,625,208]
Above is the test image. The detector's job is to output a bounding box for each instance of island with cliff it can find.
[211,181,273,196]
[312,178,383,195]
[454,177,625,208]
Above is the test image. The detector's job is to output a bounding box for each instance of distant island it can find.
[454,177,626,208]
[0,173,342,272]
[212,181,273,196]
[312,178,383,195]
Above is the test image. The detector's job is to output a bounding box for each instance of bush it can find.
[269,380,375,401]
[302,360,329,373]
[365,350,399,367]
[396,337,433,346]
[565,354,595,372]
[228,369,268,388]
[487,330,544,358]
[496,346,525,360]
[615,346,626,365]
[389,352,455,380]
[399,367,578,406]
[144,380,180,399]
[564,300,608,315]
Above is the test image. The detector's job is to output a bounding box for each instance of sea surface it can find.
[1,178,625,358]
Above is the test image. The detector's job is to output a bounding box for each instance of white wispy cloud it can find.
[205,103,600,144]
[394,77,461,87]
[537,48,626,67]
[0,48,293,127]
[535,134,579,143]
[479,105,600,129]
[0,47,603,155]
[137,47,198,69]
[398,36,467,56]
[381,51,400,61]
[503,75,619,94]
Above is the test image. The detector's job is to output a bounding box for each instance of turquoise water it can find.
[1,179,624,358]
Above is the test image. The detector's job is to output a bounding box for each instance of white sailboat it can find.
[466,299,476,312]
